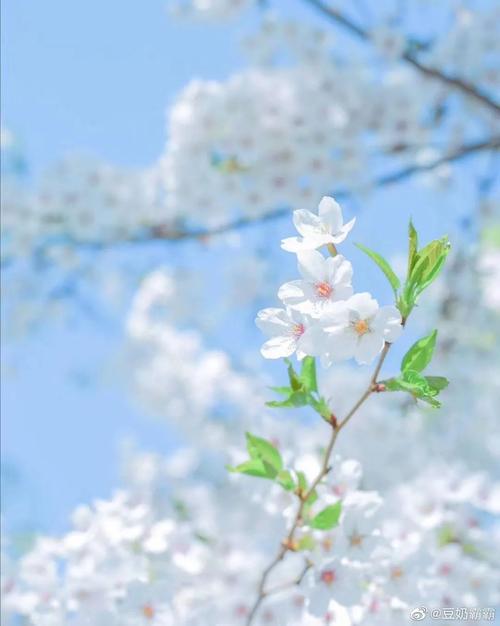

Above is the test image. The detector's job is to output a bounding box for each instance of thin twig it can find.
[263,558,313,597]
[245,342,393,625]
[301,0,500,115]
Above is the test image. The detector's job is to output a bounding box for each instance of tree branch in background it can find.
[32,136,497,256]
[301,0,500,116]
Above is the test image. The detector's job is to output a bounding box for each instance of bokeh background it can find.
[1,0,499,607]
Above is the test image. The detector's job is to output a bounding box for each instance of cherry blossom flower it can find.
[305,558,364,615]
[318,293,402,365]
[334,512,380,562]
[255,307,315,359]
[278,250,353,315]
[281,196,356,253]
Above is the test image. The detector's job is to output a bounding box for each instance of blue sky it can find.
[0,0,488,537]
[0,0,278,536]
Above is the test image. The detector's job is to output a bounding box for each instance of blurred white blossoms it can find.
[281,196,356,253]
[257,197,402,365]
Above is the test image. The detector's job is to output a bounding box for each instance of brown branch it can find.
[25,137,498,262]
[245,342,394,625]
[301,0,500,116]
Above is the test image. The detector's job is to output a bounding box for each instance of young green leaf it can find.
[226,458,277,479]
[355,243,401,295]
[277,470,296,491]
[398,369,435,395]
[296,471,308,494]
[266,391,309,409]
[310,396,333,421]
[310,501,342,530]
[245,432,283,474]
[401,329,437,373]
[425,376,449,392]
[419,394,442,408]
[408,219,419,276]
[383,369,444,408]
[285,359,303,391]
[408,236,450,296]
[300,357,318,392]
[269,385,293,396]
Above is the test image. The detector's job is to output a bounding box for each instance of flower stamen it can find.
[315,281,333,298]
[292,323,305,337]
[320,569,336,586]
[354,319,369,335]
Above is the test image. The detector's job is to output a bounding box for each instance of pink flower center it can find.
[439,564,452,576]
[142,604,155,620]
[315,281,333,298]
[321,569,336,586]
[292,323,305,337]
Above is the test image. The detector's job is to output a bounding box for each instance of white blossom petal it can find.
[318,196,342,234]
[297,249,328,283]
[293,209,324,238]
[373,305,403,343]
[331,217,356,244]
[261,336,297,359]
[355,332,385,364]
[255,308,292,336]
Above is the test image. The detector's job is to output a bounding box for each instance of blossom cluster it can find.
[256,196,402,365]
[3,443,499,625]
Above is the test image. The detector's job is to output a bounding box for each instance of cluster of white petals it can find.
[257,197,402,365]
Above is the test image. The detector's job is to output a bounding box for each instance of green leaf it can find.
[277,470,296,491]
[226,458,277,479]
[383,369,445,408]
[266,391,309,409]
[419,394,442,408]
[310,396,333,420]
[268,385,293,396]
[399,235,451,317]
[310,501,342,530]
[296,471,308,493]
[285,359,302,391]
[401,329,437,373]
[300,357,318,392]
[408,236,450,296]
[425,376,449,392]
[408,220,419,276]
[355,243,401,295]
[245,432,283,474]
[400,369,435,394]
